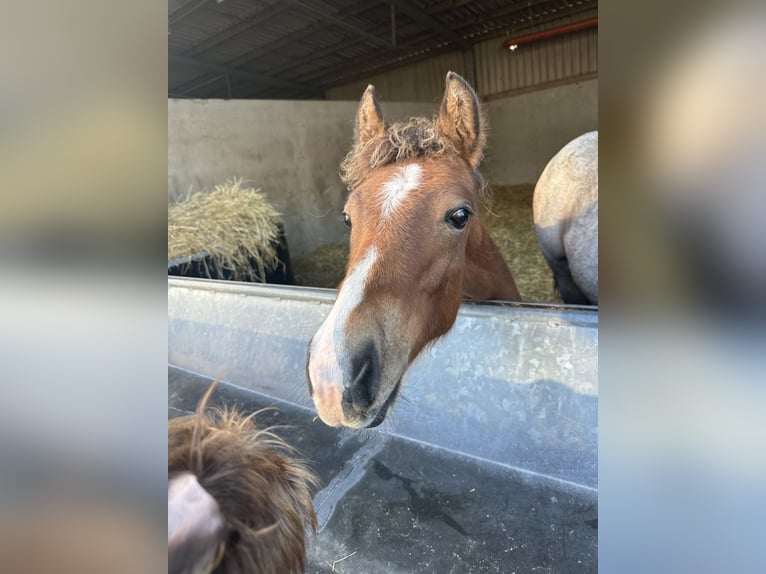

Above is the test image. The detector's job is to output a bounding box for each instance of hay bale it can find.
[292,243,348,289]
[168,178,282,282]
[481,184,562,304]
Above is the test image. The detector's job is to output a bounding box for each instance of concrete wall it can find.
[168,98,434,257]
[483,78,598,186]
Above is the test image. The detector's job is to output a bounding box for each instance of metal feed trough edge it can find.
[168,276,598,490]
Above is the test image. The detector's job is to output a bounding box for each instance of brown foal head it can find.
[307,71,509,428]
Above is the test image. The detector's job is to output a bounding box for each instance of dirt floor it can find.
[291,184,561,304]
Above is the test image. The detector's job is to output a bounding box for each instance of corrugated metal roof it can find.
[168,0,598,100]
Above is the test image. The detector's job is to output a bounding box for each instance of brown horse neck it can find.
[462,219,521,301]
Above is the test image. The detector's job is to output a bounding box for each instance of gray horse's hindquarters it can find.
[533,131,598,305]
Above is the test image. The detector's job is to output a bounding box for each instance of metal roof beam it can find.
[170,1,379,97]
[318,43,457,90]
[285,0,391,48]
[169,11,339,97]
[270,37,437,93]
[225,1,374,69]
[184,3,292,58]
[173,74,225,97]
[387,0,469,50]
[265,31,416,81]
[168,54,322,96]
[428,0,474,15]
[169,0,210,28]
[171,73,220,98]
[453,0,594,31]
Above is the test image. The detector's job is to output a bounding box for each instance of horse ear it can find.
[438,71,486,168]
[168,472,226,574]
[355,84,385,145]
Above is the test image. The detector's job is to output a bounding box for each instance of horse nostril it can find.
[344,341,380,410]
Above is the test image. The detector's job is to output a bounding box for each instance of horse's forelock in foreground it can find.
[340,116,489,194]
[168,402,318,574]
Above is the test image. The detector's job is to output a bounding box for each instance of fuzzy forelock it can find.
[340,115,489,197]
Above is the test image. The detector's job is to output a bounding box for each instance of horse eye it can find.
[446,207,471,230]
[342,212,352,230]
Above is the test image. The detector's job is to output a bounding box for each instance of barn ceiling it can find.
[168,0,598,99]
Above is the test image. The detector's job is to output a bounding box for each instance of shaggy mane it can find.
[340,116,488,196]
[168,385,318,574]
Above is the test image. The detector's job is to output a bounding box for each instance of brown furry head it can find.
[339,71,488,194]
[307,72,518,429]
[168,386,318,574]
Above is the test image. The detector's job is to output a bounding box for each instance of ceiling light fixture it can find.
[503,17,598,52]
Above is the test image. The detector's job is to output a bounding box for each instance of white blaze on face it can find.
[380,163,422,220]
[309,247,378,425]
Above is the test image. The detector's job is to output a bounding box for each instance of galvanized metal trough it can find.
[168,276,598,573]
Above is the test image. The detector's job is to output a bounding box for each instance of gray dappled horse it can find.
[533,131,598,305]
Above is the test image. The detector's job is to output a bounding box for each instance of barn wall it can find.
[325,10,597,102]
[324,51,468,103]
[483,77,598,186]
[474,13,598,98]
[168,98,434,257]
